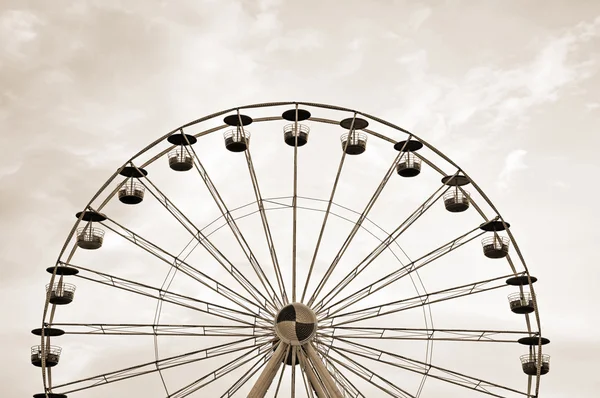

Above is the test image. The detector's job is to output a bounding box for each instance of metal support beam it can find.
[248,342,287,398]
[298,348,326,398]
[305,343,344,398]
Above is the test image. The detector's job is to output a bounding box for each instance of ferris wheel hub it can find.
[274,302,317,346]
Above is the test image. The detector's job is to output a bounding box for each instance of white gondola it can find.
[224,128,250,152]
[283,124,310,146]
[76,226,104,250]
[482,235,510,258]
[397,152,422,177]
[168,147,194,171]
[118,179,145,204]
[520,353,550,375]
[443,188,470,212]
[47,282,76,305]
[340,131,367,154]
[31,345,62,367]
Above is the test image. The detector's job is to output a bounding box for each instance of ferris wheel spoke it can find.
[178,137,284,310]
[170,339,273,398]
[301,113,358,304]
[319,326,531,343]
[122,172,279,315]
[331,337,529,397]
[242,141,289,304]
[94,214,273,319]
[324,273,517,327]
[317,224,485,318]
[64,261,264,326]
[312,180,453,312]
[307,140,412,308]
[291,106,300,304]
[314,344,415,398]
[52,335,269,394]
[51,322,271,337]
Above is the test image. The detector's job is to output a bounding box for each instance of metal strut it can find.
[247,342,345,397]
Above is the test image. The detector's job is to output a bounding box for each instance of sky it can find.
[1,0,600,397]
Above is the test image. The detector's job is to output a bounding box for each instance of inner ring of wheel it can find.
[275,302,317,346]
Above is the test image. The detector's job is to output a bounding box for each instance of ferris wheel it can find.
[33,101,550,398]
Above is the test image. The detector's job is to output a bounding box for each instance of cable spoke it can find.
[95,211,273,320]
[301,113,357,303]
[292,106,299,302]
[318,224,485,318]
[169,338,273,398]
[53,335,269,394]
[314,344,415,398]
[324,273,518,327]
[332,337,529,397]
[117,169,278,315]
[179,134,284,310]
[242,131,289,304]
[307,139,411,307]
[263,195,413,252]
[64,261,266,327]
[319,327,530,343]
[312,181,452,313]
[53,322,271,337]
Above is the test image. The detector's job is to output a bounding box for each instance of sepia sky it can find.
[1,0,599,397]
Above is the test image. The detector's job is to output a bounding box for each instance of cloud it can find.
[461,15,600,129]
[254,11,279,32]
[380,14,600,172]
[586,102,600,110]
[551,180,569,189]
[265,28,323,53]
[497,149,528,189]
[0,9,41,60]
[408,6,432,30]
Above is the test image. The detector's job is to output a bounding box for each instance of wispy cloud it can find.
[0,9,41,59]
[265,28,323,53]
[453,16,600,130]
[497,149,528,189]
[586,102,600,110]
[380,14,600,170]
[408,6,431,30]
